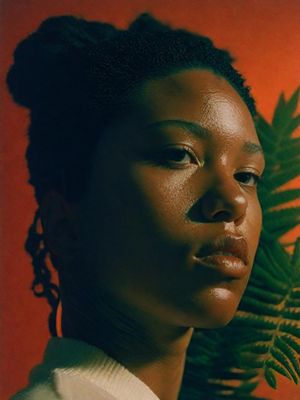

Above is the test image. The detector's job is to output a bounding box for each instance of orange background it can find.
[1,1,299,399]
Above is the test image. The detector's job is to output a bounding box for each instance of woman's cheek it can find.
[129,164,199,231]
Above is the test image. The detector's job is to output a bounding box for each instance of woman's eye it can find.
[156,147,196,167]
[234,172,261,187]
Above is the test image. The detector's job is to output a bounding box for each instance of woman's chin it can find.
[183,287,243,329]
[194,313,236,329]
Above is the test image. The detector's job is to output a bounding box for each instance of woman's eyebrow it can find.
[146,120,264,151]
[145,119,211,139]
[242,141,264,155]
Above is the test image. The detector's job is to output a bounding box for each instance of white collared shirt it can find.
[11,337,160,400]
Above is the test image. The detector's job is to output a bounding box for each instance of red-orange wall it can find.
[1,1,299,399]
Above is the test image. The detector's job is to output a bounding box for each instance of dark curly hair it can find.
[7,12,257,336]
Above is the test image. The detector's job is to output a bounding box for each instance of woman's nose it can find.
[197,176,248,224]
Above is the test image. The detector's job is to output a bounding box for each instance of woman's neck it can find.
[61,291,193,400]
[128,325,193,400]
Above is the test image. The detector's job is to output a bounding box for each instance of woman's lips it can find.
[192,235,250,279]
[192,253,248,279]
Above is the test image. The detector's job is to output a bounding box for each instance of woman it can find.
[8,13,265,400]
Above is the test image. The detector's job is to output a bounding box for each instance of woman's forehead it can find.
[128,69,258,142]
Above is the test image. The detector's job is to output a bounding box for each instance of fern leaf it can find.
[256,244,291,281]
[264,366,277,388]
[280,323,300,339]
[263,208,300,236]
[259,189,300,209]
[281,334,300,354]
[265,359,291,380]
[267,223,300,239]
[273,155,300,171]
[285,87,300,117]
[272,87,300,134]
[290,289,300,299]
[276,137,300,157]
[268,164,300,189]
[240,297,280,317]
[232,314,277,330]
[243,285,283,304]
[282,308,300,320]
[240,343,270,355]
[272,92,287,130]
[256,115,274,137]
[286,298,300,308]
[292,238,300,268]
[235,241,300,387]
[270,346,299,384]
[251,266,288,294]
[275,336,300,379]
[282,114,300,137]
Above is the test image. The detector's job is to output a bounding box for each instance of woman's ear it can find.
[39,191,80,266]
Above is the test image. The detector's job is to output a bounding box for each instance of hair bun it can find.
[7,15,118,108]
[128,13,171,34]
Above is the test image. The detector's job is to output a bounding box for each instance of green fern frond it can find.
[281,334,300,354]
[282,309,300,319]
[259,189,300,209]
[264,365,278,388]
[284,87,299,116]
[240,298,281,317]
[243,286,283,305]
[255,243,291,281]
[256,115,274,138]
[283,114,300,137]
[264,208,300,229]
[290,289,300,299]
[275,336,300,377]
[277,155,300,170]
[266,359,291,381]
[280,322,300,338]
[256,89,300,240]
[234,239,300,385]
[276,137,300,160]
[264,223,299,240]
[272,93,286,130]
[232,314,278,330]
[277,136,300,150]
[286,298,300,308]
[292,239,300,267]
[249,267,288,293]
[272,88,300,134]
[262,208,300,238]
[266,165,300,190]
[270,346,298,384]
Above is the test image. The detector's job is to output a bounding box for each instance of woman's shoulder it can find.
[11,371,119,400]
[10,337,118,400]
[10,337,159,400]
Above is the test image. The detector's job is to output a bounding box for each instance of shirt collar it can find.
[42,337,160,400]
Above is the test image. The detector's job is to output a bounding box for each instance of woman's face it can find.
[73,69,265,329]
